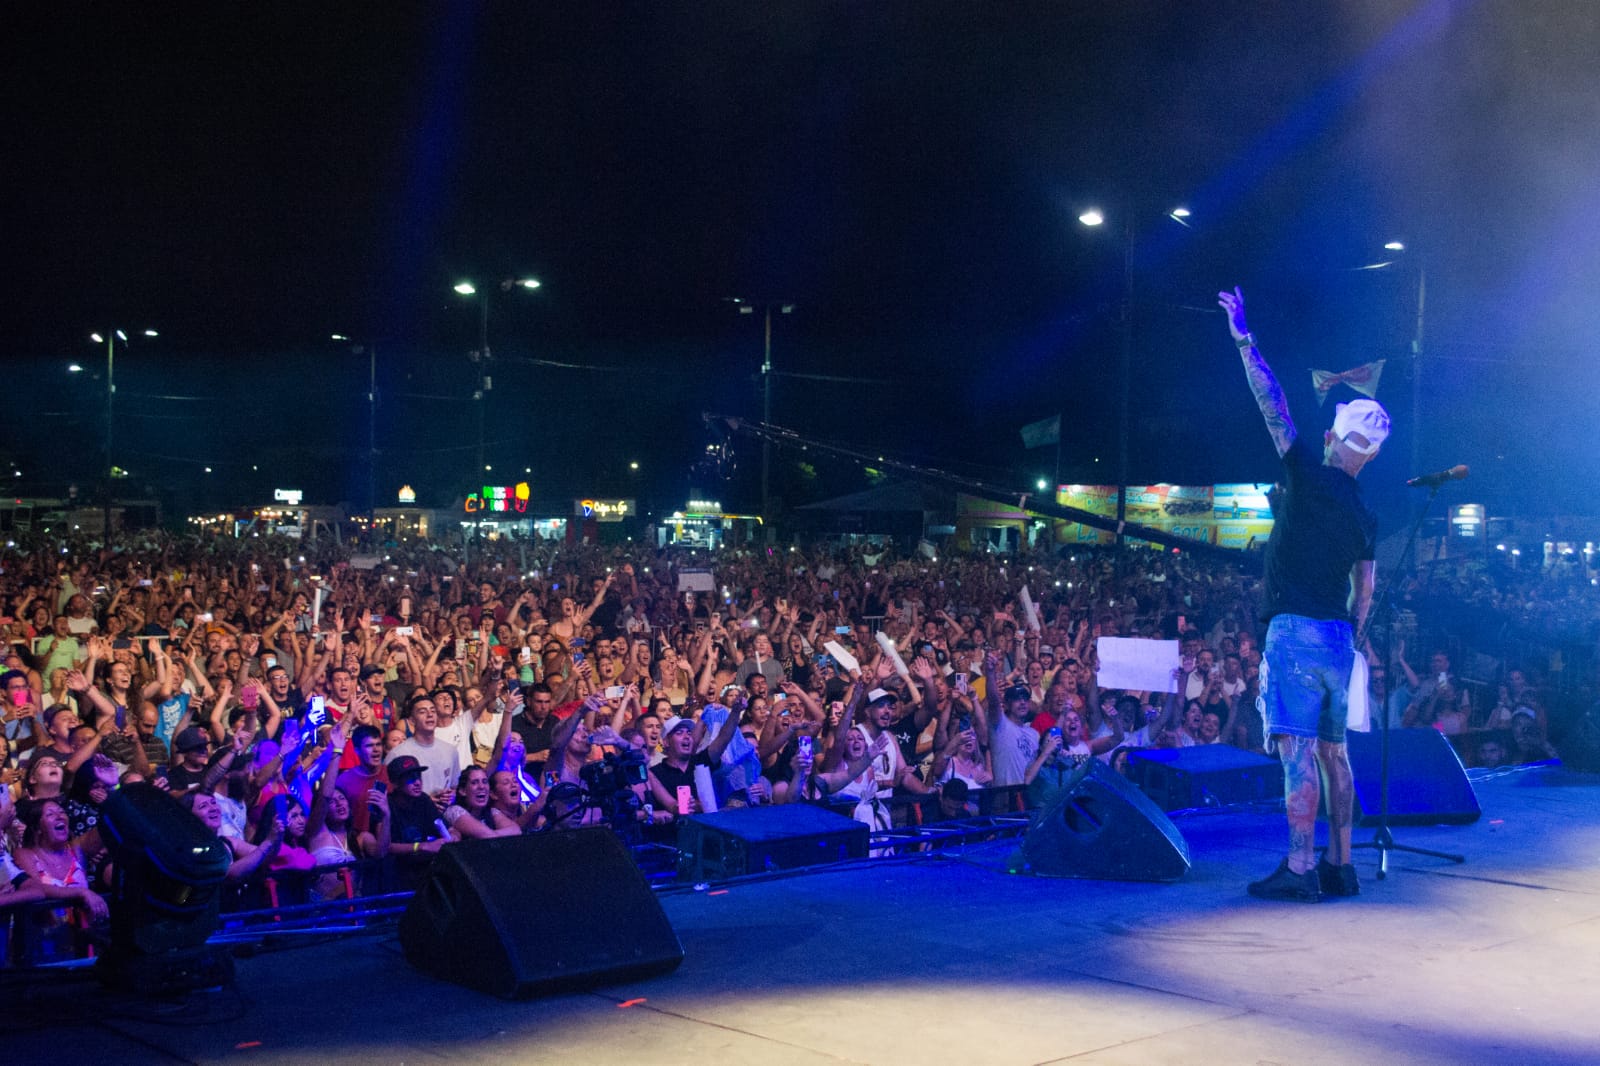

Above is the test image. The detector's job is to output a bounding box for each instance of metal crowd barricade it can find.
[2,787,1049,964]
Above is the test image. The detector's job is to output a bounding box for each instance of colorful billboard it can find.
[1048,483,1276,550]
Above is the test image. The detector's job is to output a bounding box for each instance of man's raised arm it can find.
[1218,287,1296,457]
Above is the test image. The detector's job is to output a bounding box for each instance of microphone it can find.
[1406,464,1469,489]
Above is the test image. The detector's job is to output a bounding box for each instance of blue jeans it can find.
[1258,614,1355,747]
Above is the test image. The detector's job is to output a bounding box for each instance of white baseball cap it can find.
[1332,399,1390,455]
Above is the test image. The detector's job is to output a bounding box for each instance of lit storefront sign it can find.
[397,485,417,504]
[273,488,304,506]
[576,498,634,522]
[464,482,530,514]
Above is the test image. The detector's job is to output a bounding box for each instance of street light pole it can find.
[333,334,379,520]
[455,278,539,556]
[1117,214,1133,546]
[1410,257,1426,481]
[368,341,378,520]
[476,290,489,511]
[89,328,154,537]
[104,331,115,537]
[761,304,773,522]
[1079,204,1189,547]
[727,298,792,529]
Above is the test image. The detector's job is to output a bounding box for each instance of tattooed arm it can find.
[1218,287,1297,457]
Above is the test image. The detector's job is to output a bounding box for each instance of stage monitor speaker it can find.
[1347,728,1481,826]
[1021,759,1191,882]
[1128,745,1281,811]
[1557,711,1600,773]
[677,804,869,881]
[399,829,683,999]
[96,783,236,992]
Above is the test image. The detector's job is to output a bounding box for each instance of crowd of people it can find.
[0,528,1587,961]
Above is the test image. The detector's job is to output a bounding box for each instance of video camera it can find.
[575,747,650,840]
[578,745,649,799]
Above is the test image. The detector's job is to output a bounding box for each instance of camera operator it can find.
[540,694,640,829]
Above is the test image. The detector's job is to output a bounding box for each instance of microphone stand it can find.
[1352,483,1465,878]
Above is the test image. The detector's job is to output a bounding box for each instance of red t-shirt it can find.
[336,764,387,836]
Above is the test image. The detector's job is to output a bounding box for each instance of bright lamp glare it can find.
[143,329,159,337]
[116,330,128,341]
[67,364,83,373]
[1170,207,1191,218]
[1384,241,1405,251]
[517,278,541,290]
[454,282,477,295]
[1078,209,1105,227]
[90,333,104,344]
[331,334,348,341]
[1036,478,1048,491]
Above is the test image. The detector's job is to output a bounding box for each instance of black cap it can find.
[387,755,427,780]
[173,726,210,753]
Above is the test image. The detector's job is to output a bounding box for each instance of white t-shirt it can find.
[471,712,504,764]
[990,714,1040,787]
[386,737,462,797]
[433,716,475,772]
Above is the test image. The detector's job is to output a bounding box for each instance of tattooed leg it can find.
[1318,739,1354,865]
[1276,733,1321,874]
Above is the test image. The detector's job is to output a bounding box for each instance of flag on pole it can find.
[1020,414,1061,449]
[1311,359,1385,405]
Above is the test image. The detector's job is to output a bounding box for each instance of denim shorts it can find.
[1258,614,1355,746]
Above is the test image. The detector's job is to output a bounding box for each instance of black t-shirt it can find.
[651,751,714,800]
[590,595,623,635]
[164,762,208,793]
[389,793,445,844]
[1260,436,1377,623]
[513,713,559,772]
[885,712,925,768]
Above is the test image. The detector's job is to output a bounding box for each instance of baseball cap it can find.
[358,664,386,681]
[1003,682,1032,703]
[662,716,695,737]
[1332,399,1390,455]
[866,688,898,705]
[387,755,427,780]
[173,726,210,753]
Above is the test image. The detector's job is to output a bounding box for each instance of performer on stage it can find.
[1218,287,1389,902]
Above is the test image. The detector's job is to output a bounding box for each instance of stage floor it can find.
[9,766,1600,1065]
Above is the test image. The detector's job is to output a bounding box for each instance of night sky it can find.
[6,2,1598,526]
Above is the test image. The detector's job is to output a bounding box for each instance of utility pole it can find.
[104,332,115,538]
[761,305,773,523]
[367,342,378,520]
[728,298,793,532]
